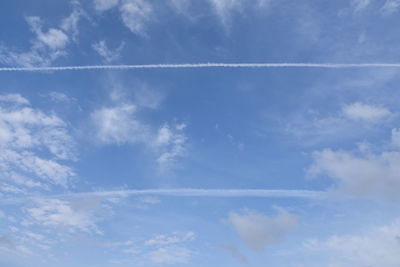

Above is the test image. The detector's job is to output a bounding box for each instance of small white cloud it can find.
[47,92,72,103]
[119,0,153,36]
[351,0,371,12]
[139,196,160,205]
[60,0,86,40]
[308,140,400,199]
[392,128,400,148]
[26,16,69,50]
[154,124,187,169]
[121,246,140,254]
[93,0,120,11]
[92,91,187,169]
[145,232,195,246]
[227,208,298,252]
[382,0,400,14]
[92,40,125,63]
[26,198,103,233]
[208,0,243,28]
[91,104,149,144]
[304,219,400,267]
[342,102,391,122]
[145,246,192,264]
[0,94,29,105]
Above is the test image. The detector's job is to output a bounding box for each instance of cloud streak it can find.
[1,189,327,204]
[4,63,400,72]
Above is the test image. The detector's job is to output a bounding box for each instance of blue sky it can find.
[1,0,400,266]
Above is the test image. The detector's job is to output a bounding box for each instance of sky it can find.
[1,0,400,266]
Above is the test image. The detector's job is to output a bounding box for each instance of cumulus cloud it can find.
[92,40,125,63]
[308,145,400,200]
[226,208,298,252]
[303,218,400,267]
[342,102,391,122]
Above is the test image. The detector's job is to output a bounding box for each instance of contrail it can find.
[56,188,326,198]
[1,189,327,204]
[2,63,400,72]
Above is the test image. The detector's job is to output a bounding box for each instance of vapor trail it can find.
[0,189,327,205]
[2,63,400,72]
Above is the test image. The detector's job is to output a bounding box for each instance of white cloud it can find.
[303,218,400,267]
[154,124,187,169]
[26,198,103,233]
[145,246,192,264]
[351,0,371,12]
[92,40,125,63]
[0,4,83,67]
[308,143,400,199]
[382,0,400,14]
[0,150,75,187]
[92,91,187,169]
[391,128,400,148]
[91,104,149,144]
[208,0,242,26]
[342,102,391,122]
[26,16,69,50]
[206,0,268,29]
[0,94,76,192]
[119,0,153,36]
[47,92,73,103]
[0,94,29,105]
[227,208,298,252]
[93,0,120,11]
[60,1,86,40]
[145,232,195,246]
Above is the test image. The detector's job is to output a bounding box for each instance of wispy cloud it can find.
[91,89,186,169]
[0,3,84,67]
[92,40,125,63]
[0,94,76,194]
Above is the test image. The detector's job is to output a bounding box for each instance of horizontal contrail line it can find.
[57,188,326,198]
[2,63,400,72]
[1,189,327,204]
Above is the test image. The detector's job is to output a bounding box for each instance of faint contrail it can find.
[1,63,400,72]
[25,188,327,200]
[58,188,326,198]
